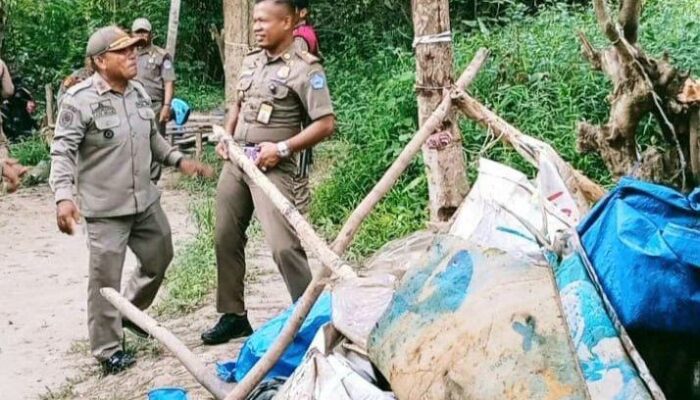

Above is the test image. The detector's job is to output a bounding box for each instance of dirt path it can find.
[0,177,195,399]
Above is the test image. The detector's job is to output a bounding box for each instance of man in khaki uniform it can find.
[201,0,335,345]
[50,26,212,373]
[0,58,16,159]
[132,18,176,182]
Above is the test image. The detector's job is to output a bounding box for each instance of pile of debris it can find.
[106,10,700,395]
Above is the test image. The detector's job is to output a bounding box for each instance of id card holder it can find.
[257,103,273,125]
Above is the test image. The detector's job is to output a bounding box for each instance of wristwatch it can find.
[276,141,291,158]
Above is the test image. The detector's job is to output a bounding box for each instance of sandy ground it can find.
[0,174,318,399]
[0,176,196,399]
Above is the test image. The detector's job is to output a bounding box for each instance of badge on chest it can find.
[257,102,274,124]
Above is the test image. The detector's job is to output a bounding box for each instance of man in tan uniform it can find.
[0,57,16,159]
[201,0,335,345]
[132,18,176,182]
[50,26,212,373]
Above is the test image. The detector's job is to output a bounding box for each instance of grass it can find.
[9,134,50,166]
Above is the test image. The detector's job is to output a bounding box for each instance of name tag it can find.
[257,103,273,125]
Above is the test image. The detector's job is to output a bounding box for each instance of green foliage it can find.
[3,0,223,105]
[312,0,700,257]
[9,134,49,165]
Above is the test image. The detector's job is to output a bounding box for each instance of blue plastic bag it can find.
[217,292,332,382]
[148,387,188,400]
[578,178,700,334]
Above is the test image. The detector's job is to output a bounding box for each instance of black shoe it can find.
[101,350,136,375]
[201,313,253,345]
[122,319,150,339]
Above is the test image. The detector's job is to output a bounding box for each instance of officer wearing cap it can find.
[201,0,335,345]
[50,25,212,373]
[131,17,176,182]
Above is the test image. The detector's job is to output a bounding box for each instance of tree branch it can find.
[618,0,642,45]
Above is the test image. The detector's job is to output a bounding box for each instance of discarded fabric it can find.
[217,292,332,383]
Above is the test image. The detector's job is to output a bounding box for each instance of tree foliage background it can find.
[2,0,699,257]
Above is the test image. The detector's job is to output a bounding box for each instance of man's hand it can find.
[56,200,80,235]
[179,159,214,178]
[216,140,230,160]
[159,105,172,124]
[2,158,28,193]
[255,142,281,172]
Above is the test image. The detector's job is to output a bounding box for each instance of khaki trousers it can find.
[84,200,173,361]
[215,159,312,315]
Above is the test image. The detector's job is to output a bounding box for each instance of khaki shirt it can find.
[50,73,183,218]
[233,46,334,144]
[135,45,175,103]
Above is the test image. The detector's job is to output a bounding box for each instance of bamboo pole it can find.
[165,0,181,58]
[100,288,232,400]
[331,48,490,252]
[452,89,606,206]
[45,84,55,127]
[223,49,490,400]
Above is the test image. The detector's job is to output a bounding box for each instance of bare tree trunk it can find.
[577,0,698,190]
[412,0,469,223]
[0,0,8,51]
[223,0,253,105]
[166,0,181,58]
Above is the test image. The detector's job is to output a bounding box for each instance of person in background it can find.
[131,17,177,183]
[0,57,15,159]
[291,0,320,215]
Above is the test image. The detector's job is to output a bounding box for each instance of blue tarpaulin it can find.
[578,178,700,334]
[217,292,332,383]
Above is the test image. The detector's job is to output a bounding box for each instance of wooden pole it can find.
[195,130,203,160]
[45,84,55,127]
[452,89,606,206]
[223,0,253,105]
[412,0,469,223]
[165,0,181,58]
[332,49,490,252]
[100,288,232,400]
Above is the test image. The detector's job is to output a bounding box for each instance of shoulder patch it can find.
[297,50,320,65]
[65,77,94,97]
[309,71,326,90]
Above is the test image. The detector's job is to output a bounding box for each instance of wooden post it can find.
[166,0,181,58]
[332,50,490,252]
[412,0,469,223]
[45,84,55,127]
[195,130,203,160]
[223,0,254,105]
[101,288,233,400]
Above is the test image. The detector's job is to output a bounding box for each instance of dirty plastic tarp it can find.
[450,158,574,263]
[368,234,588,399]
[552,247,652,399]
[276,323,395,400]
[331,274,396,350]
[216,292,332,382]
[578,177,700,334]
